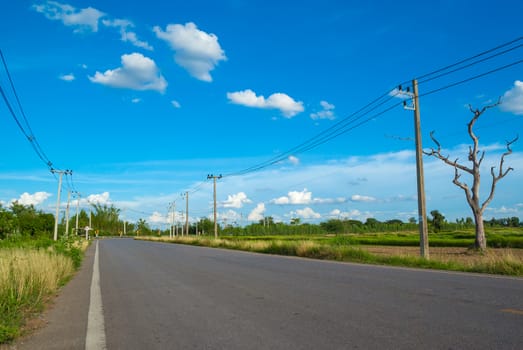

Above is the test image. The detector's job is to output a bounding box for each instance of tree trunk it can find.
[473,211,487,250]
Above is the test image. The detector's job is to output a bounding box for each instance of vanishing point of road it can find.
[9,238,523,349]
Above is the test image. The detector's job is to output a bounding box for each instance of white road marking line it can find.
[86,241,107,350]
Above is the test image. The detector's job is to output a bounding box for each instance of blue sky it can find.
[1,0,522,228]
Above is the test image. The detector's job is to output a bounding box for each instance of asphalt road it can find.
[8,238,523,349]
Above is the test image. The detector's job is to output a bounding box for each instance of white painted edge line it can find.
[86,240,107,350]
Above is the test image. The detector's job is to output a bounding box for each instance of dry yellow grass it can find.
[0,249,74,307]
[361,245,523,264]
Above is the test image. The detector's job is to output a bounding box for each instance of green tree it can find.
[320,219,344,233]
[430,210,446,232]
[136,218,150,236]
[0,204,14,239]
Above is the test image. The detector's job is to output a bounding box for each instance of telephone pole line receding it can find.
[401,80,429,259]
[51,169,72,241]
[207,174,222,238]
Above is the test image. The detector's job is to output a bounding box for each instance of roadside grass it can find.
[0,236,88,343]
[138,234,523,276]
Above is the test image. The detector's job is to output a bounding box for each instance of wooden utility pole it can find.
[401,80,429,259]
[207,174,222,238]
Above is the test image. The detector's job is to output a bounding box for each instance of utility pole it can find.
[207,174,222,238]
[74,192,80,236]
[401,80,429,259]
[51,169,72,241]
[185,191,189,236]
[64,190,71,237]
[168,201,176,237]
[122,208,127,236]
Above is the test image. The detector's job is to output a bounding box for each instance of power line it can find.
[0,49,54,170]
[421,59,523,98]
[222,37,523,178]
[415,36,522,82]
[418,43,522,85]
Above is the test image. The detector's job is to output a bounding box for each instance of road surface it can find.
[8,238,523,349]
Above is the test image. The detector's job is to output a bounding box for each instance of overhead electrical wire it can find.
[222,36,523,178]
[0,49,54,170]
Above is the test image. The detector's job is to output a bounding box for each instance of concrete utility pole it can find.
[74,192,80,236]
[185,191,189,236]
[401,80,429,259]
[64,190,71,237]
[207,174,222,238]
[51,169,72,241]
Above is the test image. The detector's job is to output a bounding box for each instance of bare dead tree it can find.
[424,101,518,250]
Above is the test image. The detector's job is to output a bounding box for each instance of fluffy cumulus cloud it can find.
[12,192,51,206]
[87,191,110,205]
[310,100,336,120]
[294,207,321,219]
[89,53,167,93]
[153,22,226,82]
[500,80,523,115]
[248,203,265,221]
[103,18,153,50]
[227,89,304,117]
[220,192,252,208]
[59,73,75,82]
[271,189,312,205]
[33,1,105,32]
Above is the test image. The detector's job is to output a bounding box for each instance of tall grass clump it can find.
[0,249,74,342]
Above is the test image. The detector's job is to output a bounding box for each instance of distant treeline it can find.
[0,203,521,239]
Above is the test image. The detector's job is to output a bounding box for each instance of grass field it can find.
[138,228,523,277]
[0,237,88,344]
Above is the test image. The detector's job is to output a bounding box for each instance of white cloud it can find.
[310,100,336,120]
[218,209,241,223]
[288,156,300,165]
[59,73,75,82]
[131,98,141,103]
[33,1,105,32]
[351,194,377,202]
[313,197,347,204]
[12,192,51,206]
[171,100,181,108]
[154,22,226,82]
[270,189,345,205]
[89,53,167,93]
[271,189,312,205]
[149,211,168,224]
[248,203,265,221]
[227,89,304,117]
[294,207,321,219]
[87,192,110,205]
[220,192,252,208]
[103,18,153,51]
[500,80,523,115]
[329,209,374,221]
